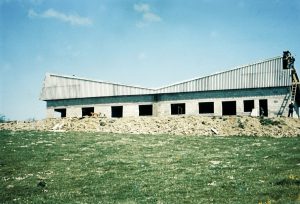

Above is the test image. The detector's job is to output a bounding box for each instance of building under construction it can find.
[40,52,299,118]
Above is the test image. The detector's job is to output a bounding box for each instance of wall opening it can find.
[222,101,236,115]
[199,102,214,114]
[111,106,123,118]
[54,108,66,118]
[139,105,153,116]
[244,100,254,112]
[171,103,185,115]
[82,107,94,117]
[259,99,268,116]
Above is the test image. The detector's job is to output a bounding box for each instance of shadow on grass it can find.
[2,185,45,202]
[274,178,300,186]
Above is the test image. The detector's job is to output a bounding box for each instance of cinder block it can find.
[123,104,139,117]
[45,87,293,118]
[67,107,81,118]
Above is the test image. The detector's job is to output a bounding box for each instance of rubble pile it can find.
[0,116,299,137]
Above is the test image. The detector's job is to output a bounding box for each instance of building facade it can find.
[40,55,299,118]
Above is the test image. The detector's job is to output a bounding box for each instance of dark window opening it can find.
[54,108,66,118]
[171,103,185,115]
[244,100,254,112]
[199,102,214,114]
[222,101,236,116]
[259,99,268,117]
[139,105,153,116]
[82,107,94,117]
[111,106,123,118]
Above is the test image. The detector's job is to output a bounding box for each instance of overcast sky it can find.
[1,0,300,120]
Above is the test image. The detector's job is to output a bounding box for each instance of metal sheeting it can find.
[40,74,155,100]
[157,57,291,93]
[40,56,292,100]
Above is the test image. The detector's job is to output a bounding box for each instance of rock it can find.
[211,127,219,135]
[99,121,106,126]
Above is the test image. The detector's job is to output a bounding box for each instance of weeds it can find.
[237,118,245,129]
[274,175,300,186]
[259,117,281,126]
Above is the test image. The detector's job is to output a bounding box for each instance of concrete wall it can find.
[45,87,299,118]
[152,95,294,117]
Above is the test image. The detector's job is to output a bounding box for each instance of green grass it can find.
[0,130,299,204]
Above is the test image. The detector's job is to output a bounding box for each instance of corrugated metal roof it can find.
[158,56,291,93]
[40,74,156,100]
[40,56,292,100]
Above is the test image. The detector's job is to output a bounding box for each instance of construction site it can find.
[40,51,299,119]
[1,51,300,137]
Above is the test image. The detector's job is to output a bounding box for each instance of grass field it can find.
[0,130,299,204]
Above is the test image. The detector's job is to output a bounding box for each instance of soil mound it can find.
[1,116,299,137]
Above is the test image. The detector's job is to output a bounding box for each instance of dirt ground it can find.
[1,115,300,137]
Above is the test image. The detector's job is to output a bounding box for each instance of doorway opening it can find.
[259,99,268,116]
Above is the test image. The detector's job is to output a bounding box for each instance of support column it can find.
[186,101,198,115]
[214,100,222,116]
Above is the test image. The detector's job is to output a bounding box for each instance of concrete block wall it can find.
[185,101,198,115]
[159,95,297,117]
[46,108,55,118]
[45,87,299,118]
[123,104,139,117]
[67,107,81,117]
[46,94,295,118]
[94,106,110,117]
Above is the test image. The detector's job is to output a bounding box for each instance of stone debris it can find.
[211,127,219,135]
[51,123,64,131]
[0,116,300,137]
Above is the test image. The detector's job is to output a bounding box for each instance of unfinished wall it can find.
[45,87,296,118]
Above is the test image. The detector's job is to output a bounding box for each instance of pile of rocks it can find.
[0,116,299,137]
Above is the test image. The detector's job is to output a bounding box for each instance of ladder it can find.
[291,70,299,102]
[277,92,290,116]
[277,69,299,117]
[291,82,297,102]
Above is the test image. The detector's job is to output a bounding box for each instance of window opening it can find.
[111,106,123,118]
[199,102,214,114]
[139,105,153,116]
[244,100,254,112]
[222,101,236,115]
[82,107,94,117]
[54,108,66,118]
[171,103,186,115]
